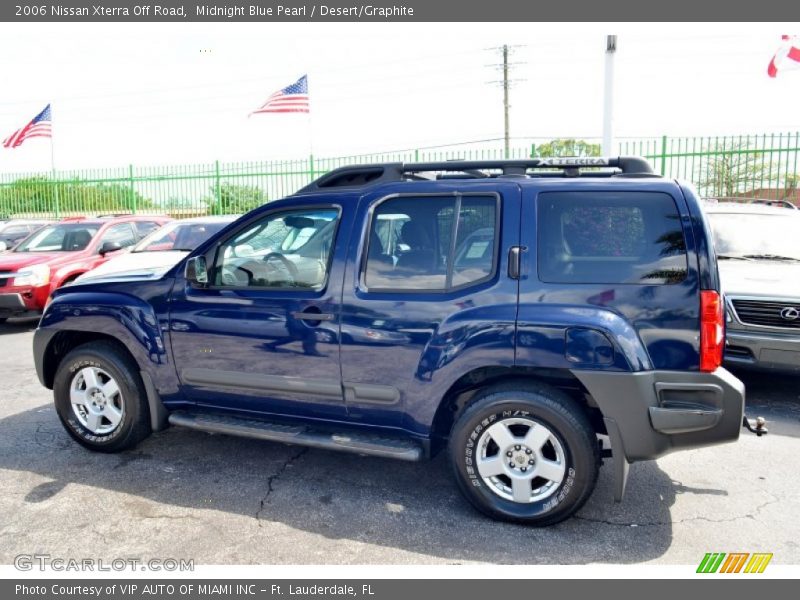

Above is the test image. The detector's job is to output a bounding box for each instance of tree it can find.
[701,144,772,198]
[784,174,799,200]
[204,183,268,215]
[535,138,601,158]
[0,176,154,216]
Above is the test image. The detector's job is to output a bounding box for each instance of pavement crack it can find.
[255,447,309,527]
[575,494,781,528]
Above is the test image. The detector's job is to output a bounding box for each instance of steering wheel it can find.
[262,252,299,284]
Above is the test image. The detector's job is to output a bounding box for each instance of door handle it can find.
[291,311,335,321]
[508,246,524,279]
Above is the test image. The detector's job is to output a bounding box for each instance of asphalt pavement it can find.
[1,317,798,565]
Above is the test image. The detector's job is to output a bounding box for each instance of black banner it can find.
[4,580,799,600]
[3,0,800,22]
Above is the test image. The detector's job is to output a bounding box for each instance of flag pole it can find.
[306,74,315,179]
[49,104,60,219]
[602,35,617,157]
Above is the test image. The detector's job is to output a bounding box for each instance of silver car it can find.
[705,202,800,372]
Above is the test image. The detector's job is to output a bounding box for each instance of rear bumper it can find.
[572,367,745,462]
[725,329,800,373]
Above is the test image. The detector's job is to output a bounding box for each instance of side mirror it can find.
[99,241,123,255]
[185,256,208,286]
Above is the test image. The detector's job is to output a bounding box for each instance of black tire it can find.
[449,383,599,526]
[53,341,151,453]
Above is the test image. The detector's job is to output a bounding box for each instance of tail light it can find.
[700,290,724,372]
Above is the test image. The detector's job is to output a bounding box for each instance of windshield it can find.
[708,213,800,261]
[14,223,100,253]
[133,220,229,253]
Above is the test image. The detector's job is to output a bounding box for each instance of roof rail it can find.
[297,156,656,193]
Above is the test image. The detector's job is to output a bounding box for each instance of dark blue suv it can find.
[33,157,751,525]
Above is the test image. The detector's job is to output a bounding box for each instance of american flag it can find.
[768,35,800,77]
[3,104,53,149]
[250,75,309,115]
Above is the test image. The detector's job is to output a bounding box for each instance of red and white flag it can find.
[2,104,52,149]
[250,75,309,115]
[768,35,800,78]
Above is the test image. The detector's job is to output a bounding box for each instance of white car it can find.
[77,215,238,281]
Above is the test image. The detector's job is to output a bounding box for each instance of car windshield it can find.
[708,212,800,261]
[133,220,229,253]
[14,223,100,252]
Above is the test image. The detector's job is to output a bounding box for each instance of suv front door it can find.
[168,198,350,419]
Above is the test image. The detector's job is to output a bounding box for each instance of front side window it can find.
[14,224,100,252]
[99,223,137,250]
[537,191,688,284]
[1,225,33,236]
[364,195,498,292]
[214,208,339,290]
[135,221,162,239]
[134,220,229,253]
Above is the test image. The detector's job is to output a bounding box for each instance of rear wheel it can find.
[53,341,151,452]
[449,383,599,525]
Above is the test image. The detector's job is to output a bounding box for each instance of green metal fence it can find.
[1,134,798,220]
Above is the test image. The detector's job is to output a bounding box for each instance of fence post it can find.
[659,135,668,176]
[214,160,222,215]
[414,148,419,162]
[51,176,60,219]
[309,154,315,181]
[128,164,137,214]
[530,143,536,158]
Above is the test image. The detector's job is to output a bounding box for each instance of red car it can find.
[0,215,170,321]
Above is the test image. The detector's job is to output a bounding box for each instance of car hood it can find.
[719,260,800,298]
[0,252,69,272]
[78,251,189,280]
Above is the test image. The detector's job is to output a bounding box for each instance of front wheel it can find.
[449,384,599,525]
[53,341,152,453]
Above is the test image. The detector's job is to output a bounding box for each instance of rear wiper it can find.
[742,254,800,262]
[717,254,752,261]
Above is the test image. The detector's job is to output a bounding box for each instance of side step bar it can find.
[167,410,424,462]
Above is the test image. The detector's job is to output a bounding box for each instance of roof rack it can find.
[297,156,656,193]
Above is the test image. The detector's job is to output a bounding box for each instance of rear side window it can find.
[537,192,688,285]
[365,194,498,292]
[135,221,162,238]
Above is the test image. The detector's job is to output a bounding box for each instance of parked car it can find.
[77,216,239,282]
[33,157,761,526]
[0,219,52,252]
[0,215,170,321]
[704,202,800,372]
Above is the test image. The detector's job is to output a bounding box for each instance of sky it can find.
[0,22,798,174]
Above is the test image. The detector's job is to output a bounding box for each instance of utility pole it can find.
[487,45,524,159]
[503,44,510,159]
[602,35,617,156]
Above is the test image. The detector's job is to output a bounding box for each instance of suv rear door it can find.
[518,183,700,371]
[339,181,521,430]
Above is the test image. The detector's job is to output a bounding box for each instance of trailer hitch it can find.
[742,416,768,436]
